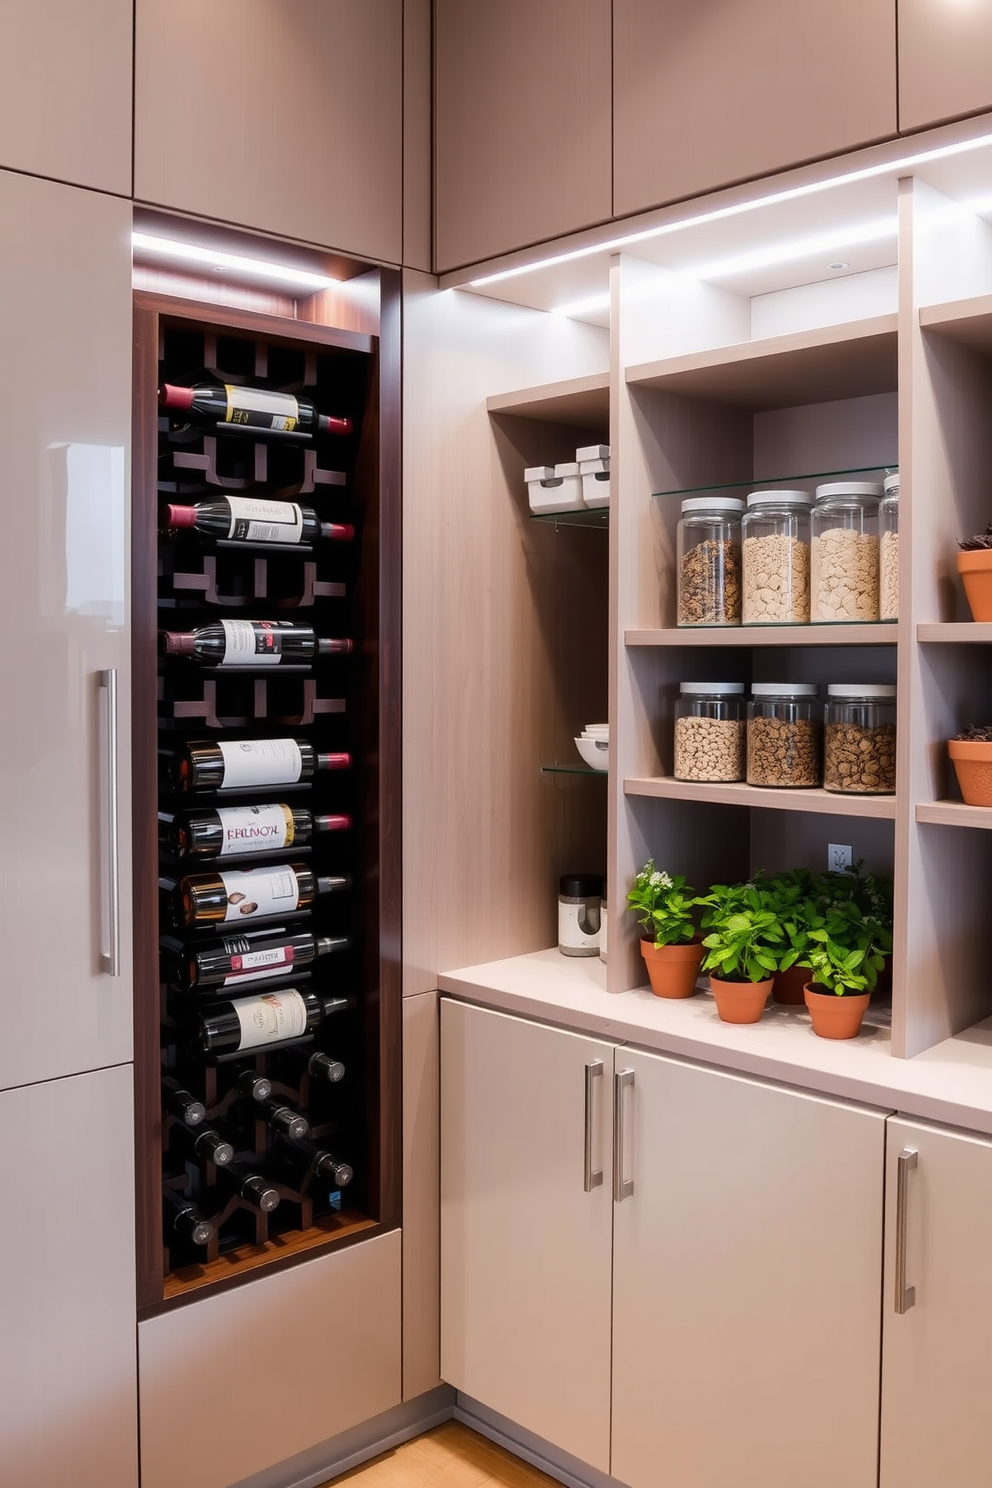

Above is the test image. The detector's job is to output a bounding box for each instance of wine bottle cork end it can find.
[161,631,196,656]
[160,383,194,411]
[166,504,198,529]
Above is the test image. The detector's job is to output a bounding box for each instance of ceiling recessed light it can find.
[827,261,850,271]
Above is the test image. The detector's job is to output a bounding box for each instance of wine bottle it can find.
[171,1120,235,1168]
[235,1068,272,1103]
[163,1187,214,1248]
[162,1075,205,1127]
[178,930,351,992]
[161,620,352,666]
[308,1050,346,1084]
[217,1158,280,1214]
[191,987,349,1055]
[242,1092,309,1141]
[165,498,353,546]
[174,738,351,793]
[276,1134,354,1190]
[170,804,351,861]
[160,382,351,437]
[178,863,349,929]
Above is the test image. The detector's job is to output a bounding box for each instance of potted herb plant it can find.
[800,900,892,1039]
[699,882,784,1023]
[948,725,992,808]
[756,869,817,1005]
[627,861,703,998]
[957,525,992,621]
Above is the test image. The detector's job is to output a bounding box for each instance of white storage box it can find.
[579,456,610,509]
[575,444,610,463]
[526,461,584,514]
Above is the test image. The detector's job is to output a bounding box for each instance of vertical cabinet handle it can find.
[895,1147,918,1314]
[99,669,121,978]
[613,1068,634,1203]
[583,1060,604,1191]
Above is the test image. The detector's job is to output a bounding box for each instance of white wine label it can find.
[224,384,300,432]
[219,619,291,666]
[216,803,294,857]
[219,866,301,923]
[218,738,303,790]
[223,944,295,987]
[234,989,308,1050]
[226,497,304,544]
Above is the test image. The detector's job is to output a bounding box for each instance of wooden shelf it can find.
[917,801,992,829]
[162,1211,378,1303]
[486,372,610,427]
[626,625,896,648]
[920,294,992,352]
[624,776,897,819]
[625,316,898,411]
[917,622,992,642]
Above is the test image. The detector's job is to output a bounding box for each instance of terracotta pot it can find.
[949,738,992,807]
[640,938,704,999]
[804,985,871,1039]
[957,549,992,621]
[708,976,773,1024]
[773,963,809,1006]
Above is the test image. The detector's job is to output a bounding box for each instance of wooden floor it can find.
[325,1422,558,1487]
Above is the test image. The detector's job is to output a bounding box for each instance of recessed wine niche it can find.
[132,282,401,1314]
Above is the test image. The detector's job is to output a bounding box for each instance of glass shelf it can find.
[541,763,608,776]
[652,464,896,501]
[530,507,609,529]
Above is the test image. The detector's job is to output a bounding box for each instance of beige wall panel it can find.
[899,0,992,132]
[0,1066,137,1488]
[135,0,403,262]
[434,0,611,272]
[403,0,432,271]
[140,1232,402,1488]
[403,990,441,1398]
[0,0,132,194]
[613,0,897,218]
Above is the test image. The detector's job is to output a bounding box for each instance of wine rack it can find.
[133,290,401,1313]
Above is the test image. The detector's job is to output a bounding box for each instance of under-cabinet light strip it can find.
[131,231,338,291]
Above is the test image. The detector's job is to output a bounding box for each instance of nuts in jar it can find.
[823,684,896,794]
[746,683,821,787]
[674,683,745,782]
[676,497,743,626]
[741,490,812,625]
[810,482,882,623]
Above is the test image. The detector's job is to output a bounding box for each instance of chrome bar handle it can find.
[613,1068,634,1203]
[583,1061,604,1191]
[99,669,121,977]
[895,1147,918,1314]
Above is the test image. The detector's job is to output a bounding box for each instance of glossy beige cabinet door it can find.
[611,1050,886,1488]
[434,0,611,272]
[613,0,896,216]
[880,1119,992,1488]
[898,0,992,131]
[0,1065,137,1487]
[0,170,132,1090]
[440,999,613,1473]
[134,0,403,263]
[0,1,132,194]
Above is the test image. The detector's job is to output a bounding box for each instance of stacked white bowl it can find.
[574,723,609,772]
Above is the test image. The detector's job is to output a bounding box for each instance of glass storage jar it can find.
[676,497,743,626]
[879,472,899,621]
[746,683,821,787]
[674,683,745,781]
[810,482,883,623]
[741,490,813,624]
[823,684,896,794]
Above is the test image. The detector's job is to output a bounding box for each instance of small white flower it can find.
[649,871,663,887]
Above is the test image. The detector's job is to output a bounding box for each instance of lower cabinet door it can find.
[0,1064,137,1488]
[880,1117,992,1488]
[440,999,614,1472]
[611,1050,886,1488]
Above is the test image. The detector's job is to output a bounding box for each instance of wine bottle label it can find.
[235,989,308,1050]
[220,619,297,666]
[223,945,295,987]
[224,385,300,433]
[217,739,303,789]
[218,866,301,923]
[216,803,295,857]
[226,497,304,544]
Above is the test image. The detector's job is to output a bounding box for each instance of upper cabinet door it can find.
[434,0,612,273]
[0,171,133,1090]
[613,0,897,218]
[898,0,992,132]
[0,1,132,195]
[134,0,403,264]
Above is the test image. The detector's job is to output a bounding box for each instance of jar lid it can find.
[750,682,819,697]
[680,496,745,514]
[827,684,896,699]
[746,489,813,507]
[883,473,900,495]
[814,481,883,501]
[679,681,745,695]
[560,873,603,897]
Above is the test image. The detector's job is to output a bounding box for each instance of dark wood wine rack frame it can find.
[132,282,402,1317]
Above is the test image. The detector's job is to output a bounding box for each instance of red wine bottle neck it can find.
[320,522,355,542]
[317,752,352,771]
[317,637,353,655]
[162,631,197,656]
[167,503,199,528]
[160,383,194,412]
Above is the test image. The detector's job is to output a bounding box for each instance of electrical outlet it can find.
[827,843,853,873]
